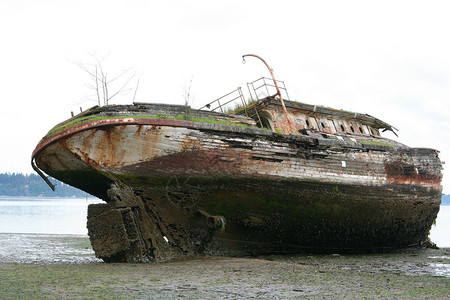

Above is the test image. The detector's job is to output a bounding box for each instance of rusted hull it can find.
[32,117,443,261]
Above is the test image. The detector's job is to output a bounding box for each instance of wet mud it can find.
[0,233,449,299]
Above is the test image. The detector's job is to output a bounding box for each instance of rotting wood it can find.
[32,102,442,262]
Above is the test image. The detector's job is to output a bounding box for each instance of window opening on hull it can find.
[328,119,337,133]
[340,124,345,132]
[313,117,321,131]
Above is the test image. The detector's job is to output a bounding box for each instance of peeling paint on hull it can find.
[32,106,443,262]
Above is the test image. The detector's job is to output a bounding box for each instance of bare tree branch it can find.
[132,79,140,103]
[95,66,100,106]
[107,68,133,84]
[75,53,138,106]
[108,70,138,101]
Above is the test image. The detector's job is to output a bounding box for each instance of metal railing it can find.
[247,77,290,102]
[198,87,246,113]
[198,77,290,129]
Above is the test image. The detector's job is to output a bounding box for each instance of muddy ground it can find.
[0,234,449,299]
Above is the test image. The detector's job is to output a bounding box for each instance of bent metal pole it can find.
[242,54,293,131]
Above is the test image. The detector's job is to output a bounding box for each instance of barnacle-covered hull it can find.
[32,104,443,262]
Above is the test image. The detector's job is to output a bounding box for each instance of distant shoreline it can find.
[0,173,90,198]
[0,195,100,200]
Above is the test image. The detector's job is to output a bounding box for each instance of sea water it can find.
[0,197,102,235]
[0,197,449,246]
[429,205,450,248]
[0,197,104,263]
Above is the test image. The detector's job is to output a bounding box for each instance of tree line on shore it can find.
[0,173,88,197]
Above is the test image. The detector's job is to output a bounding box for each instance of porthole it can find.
[306,119,310,127]
[350,126,355,133]
[359,127,363,133]
[340,124,345,132]
[321,122,326,128]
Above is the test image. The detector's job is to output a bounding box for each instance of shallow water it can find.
[0,233,101,264]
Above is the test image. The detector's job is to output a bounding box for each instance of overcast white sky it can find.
[1,0,449,193]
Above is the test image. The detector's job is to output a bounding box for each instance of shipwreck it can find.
[32,55,443,262]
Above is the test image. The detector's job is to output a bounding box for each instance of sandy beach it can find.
[0,234,449,299]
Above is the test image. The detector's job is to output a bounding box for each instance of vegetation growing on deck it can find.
[43,113,252,140]
[359,138,395,147]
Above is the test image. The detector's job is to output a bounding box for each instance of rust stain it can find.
[181,134,202,153]
[121,148,246,178]
[384,160,441,186]
[32,118,198,161]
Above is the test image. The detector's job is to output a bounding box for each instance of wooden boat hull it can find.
[32,115,442,261]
